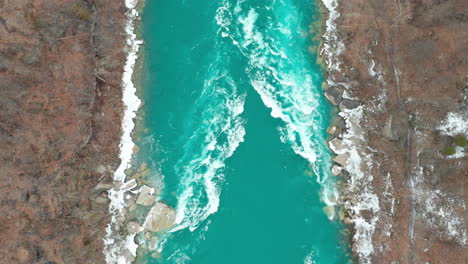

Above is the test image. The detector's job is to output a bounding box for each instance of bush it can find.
[73,4,90,21]
[444,146,456,156]
[454,135,467,147]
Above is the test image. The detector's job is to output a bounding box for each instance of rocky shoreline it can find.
[0,0,176,263]
[103,1,177,263]
[321,0,467,263]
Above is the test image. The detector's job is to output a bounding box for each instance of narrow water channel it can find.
[135,0,350,263]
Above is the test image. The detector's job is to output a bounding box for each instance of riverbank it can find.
[0,0,127,263]
[320,0,467,263]
[104,0,179,263]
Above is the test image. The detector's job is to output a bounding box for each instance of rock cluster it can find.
[106,178,176,263]
[324,117,350,221]
[143,202,177,233]
[321,0,467,262]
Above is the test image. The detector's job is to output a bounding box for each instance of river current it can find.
[134,0,350,263]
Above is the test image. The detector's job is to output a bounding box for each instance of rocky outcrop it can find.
[143,202,176,233]
[323,0,467,263]
[136,185,158,207]
[339,98,360,111]
[324,86,343,106]
[0,0,126,263]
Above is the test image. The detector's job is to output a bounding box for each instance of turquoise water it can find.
[136,0,350,263]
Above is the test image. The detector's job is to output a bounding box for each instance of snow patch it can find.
[104,1,144,263]
[338,107,381,263]
[321,0,345,73]
[416,185,467,246]
[412,126,467,247]
[438,111,468,136]
[321,1,381,262]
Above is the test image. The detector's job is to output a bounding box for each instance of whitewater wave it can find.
[171,68,246,233]
[216,1,336,204]
[304,249,318,264]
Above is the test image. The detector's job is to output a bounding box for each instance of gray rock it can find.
[136,185,156,207]
[95,164,108,174]
[324,86,343,106]
[331,165,343,176]
[322,205,335,220]
[124,191,137,207]
[339,99,360,110]
[383,116,396,140]
[327,125,338,136]
[333,153,350,167]
[331,116,346,135]
[93,181,113,192]
[340,170,350,179]
[126,220,141,234]
[143,202,176,233]
[329,138,346,154]
[145,232,159,249]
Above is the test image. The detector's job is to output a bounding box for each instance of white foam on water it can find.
[170,72,246,233]
[215,2,336,204]
[304,249,317,264]
[150,10,248,256]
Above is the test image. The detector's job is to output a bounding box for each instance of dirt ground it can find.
[0,0,126,263]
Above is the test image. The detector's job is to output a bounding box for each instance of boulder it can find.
[331,165,343,176]
[383,116,395,140]
[126,220,141,234]
[93,181,113,192]
[322,205,335,220]
[328,138,346,154]
[328,116,346,137]
[327,125,338,136]
[324,86,343,106]
[95,164,108,174]
[339,98,360,110]
[124,191,137,207]
[333,153,350,167]
[136,185,157,206]
[144,232,159,249]
[340,168,350,179]
[333,116,346,131]
[143,202,176,233]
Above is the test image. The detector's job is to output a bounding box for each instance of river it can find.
[133,0,350,263]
